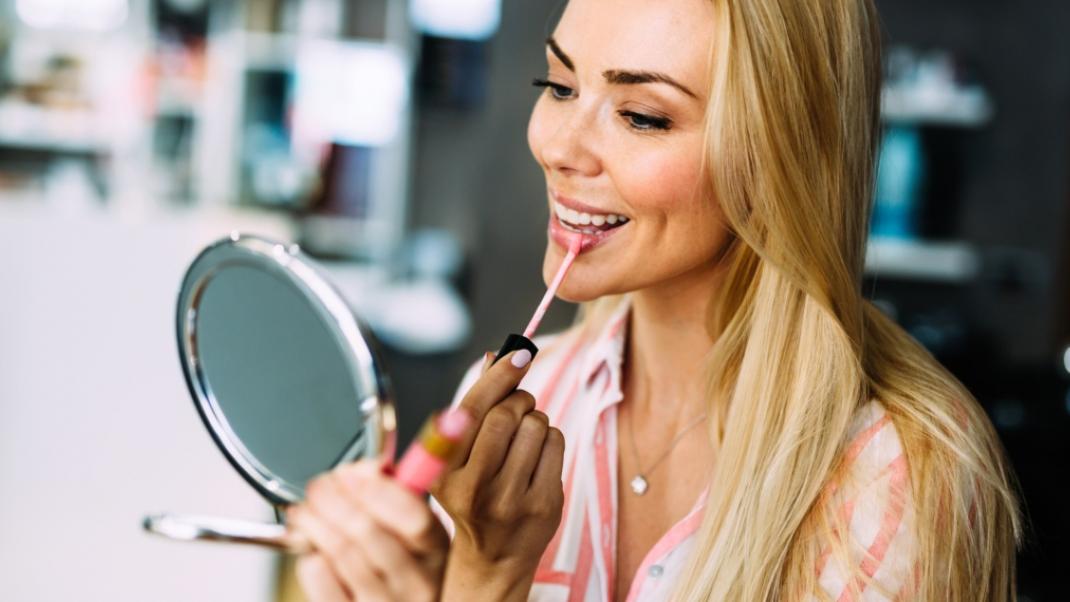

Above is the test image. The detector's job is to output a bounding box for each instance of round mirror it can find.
[176,233,396,506]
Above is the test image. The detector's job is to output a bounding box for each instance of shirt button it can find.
[648,565,664,578]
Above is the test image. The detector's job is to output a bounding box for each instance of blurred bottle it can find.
[872,125,925,240]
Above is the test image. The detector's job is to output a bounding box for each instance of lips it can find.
[551,191,630,219]
[548,209,629,253]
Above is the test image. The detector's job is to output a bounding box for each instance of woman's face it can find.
[528,0,728,302]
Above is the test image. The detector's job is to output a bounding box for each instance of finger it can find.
[335,462,448,555]
[497,410,550,494]
[463,391,537,480]
[530,426,566,494]
[295,554,351,602]
[457,348,533,424]
[288,504,391,602]
[450,351,536,468]
[312,472,440,600]
[479,351,494,375]
[449,386,537,471]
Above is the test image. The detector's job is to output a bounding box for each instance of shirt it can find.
[435,296,916,601]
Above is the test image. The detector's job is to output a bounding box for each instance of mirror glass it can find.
[177,234,394,506]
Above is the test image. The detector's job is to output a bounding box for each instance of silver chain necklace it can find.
[625,406,707,495]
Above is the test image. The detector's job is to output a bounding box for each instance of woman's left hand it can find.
[288,460,450,602]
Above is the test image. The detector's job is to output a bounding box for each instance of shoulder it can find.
[815,400,916,600]
[841,400,908,488]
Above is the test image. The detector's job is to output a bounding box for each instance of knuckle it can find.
[296,554,331,587]
[547,427,565,448]
[441,485,475,515]
[518,413,549,440]
[304,477,327,501]
[509,389,537,410]
[535,487,565,519]
[339,539,363,564]
[489,496,517,522]
[531,499,559,521]
[405,510,435,541]
[484,406,518,435]
[348,512,375,541]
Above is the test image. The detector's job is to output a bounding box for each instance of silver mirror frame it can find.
[176,232,397,507]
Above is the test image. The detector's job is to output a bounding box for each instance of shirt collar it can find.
[579,295,632,392]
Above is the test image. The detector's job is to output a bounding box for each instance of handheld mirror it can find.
[143,233,396,551]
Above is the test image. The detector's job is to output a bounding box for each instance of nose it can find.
[539,103,602,178]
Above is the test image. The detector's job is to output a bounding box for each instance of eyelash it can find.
[530,77,673,133]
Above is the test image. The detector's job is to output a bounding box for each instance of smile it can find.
[552,200,630,235]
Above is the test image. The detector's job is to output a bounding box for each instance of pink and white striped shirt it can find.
[435,296,916,601]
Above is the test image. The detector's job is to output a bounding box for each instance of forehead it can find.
[552,0,716,89]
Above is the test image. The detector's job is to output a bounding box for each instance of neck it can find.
[623,262,725,420]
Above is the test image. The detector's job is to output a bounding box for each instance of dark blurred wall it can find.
[409,0,572,369]
[878,0,1070,367]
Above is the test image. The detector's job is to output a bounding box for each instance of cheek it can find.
[615,147,707,220]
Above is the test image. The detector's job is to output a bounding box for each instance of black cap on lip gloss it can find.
[493,333,540,365]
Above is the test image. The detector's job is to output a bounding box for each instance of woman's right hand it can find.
[430,349,565,601]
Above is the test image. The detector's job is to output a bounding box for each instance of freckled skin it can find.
[527,0,728,303]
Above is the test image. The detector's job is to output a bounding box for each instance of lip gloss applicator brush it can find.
[389,235,585,495]
[493,232,585,364]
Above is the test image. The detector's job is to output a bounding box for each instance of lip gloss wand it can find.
[391,232,586,494]
[493,231,585,364]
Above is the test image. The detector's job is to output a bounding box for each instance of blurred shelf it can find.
[297,214,399,260]
[881,86,994,128]
[864,238,980,283]
[0,132,107,154]
[0,102,109,154]
[232,31,406,71]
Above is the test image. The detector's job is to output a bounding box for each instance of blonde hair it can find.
[575,0,1020,599]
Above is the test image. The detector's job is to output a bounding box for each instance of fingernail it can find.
[511,349,532,369]
[438,407,474,439]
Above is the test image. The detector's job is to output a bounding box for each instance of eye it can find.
[619,110,672,132]
[531,78,575,101]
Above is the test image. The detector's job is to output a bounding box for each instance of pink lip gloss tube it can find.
[392,408,473,494]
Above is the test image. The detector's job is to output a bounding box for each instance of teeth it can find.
[553,201,629,229]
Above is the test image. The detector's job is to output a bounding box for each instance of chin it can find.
[554,284,602,304]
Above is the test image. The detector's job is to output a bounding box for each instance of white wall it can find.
[0,205,295,601]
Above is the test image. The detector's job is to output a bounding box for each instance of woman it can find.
[287,0,1021,599]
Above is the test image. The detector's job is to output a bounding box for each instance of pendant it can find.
[630,475,649,495]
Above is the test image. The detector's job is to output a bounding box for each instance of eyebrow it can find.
[545,37,699,100]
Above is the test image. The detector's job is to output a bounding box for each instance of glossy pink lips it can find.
[548,210,628,253]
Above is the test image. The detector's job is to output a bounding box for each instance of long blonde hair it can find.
[576,0,1020,599]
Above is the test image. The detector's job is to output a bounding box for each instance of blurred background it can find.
[0,0,1066,600]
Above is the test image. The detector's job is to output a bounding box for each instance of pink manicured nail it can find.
[438,407,473,439]
[511,349,532,369]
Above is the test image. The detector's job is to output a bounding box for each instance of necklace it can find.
[625,406,707,495]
